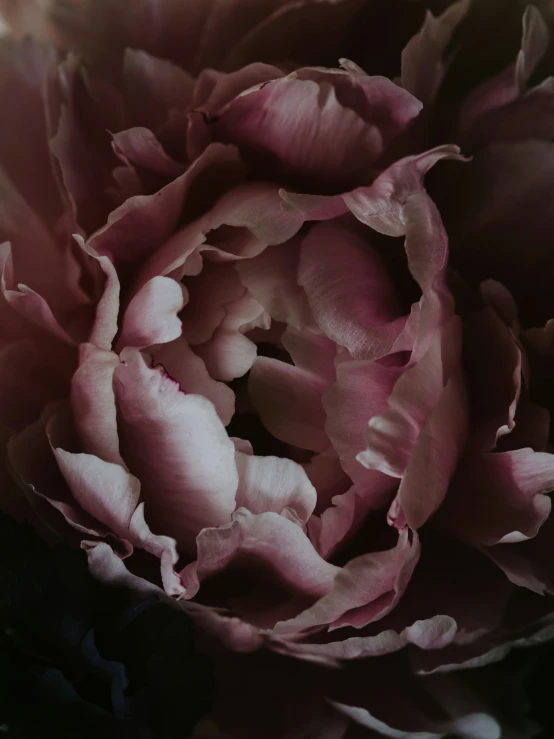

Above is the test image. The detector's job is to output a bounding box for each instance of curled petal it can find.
[184,508,339,603]
[118,275,186,349]
[438,448,554,546]
[114,349,238,551]
[235,452,317,522]
[195,329,258,382]
[274,527,419,634]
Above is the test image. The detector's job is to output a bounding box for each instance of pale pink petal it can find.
[113,348,238,551]
[298,223,400,360]
[195,329,258,382]
[133,181,304,292]
[186,508,339,602]
[150,337,235,425]
[70,343,123,466]
[235,452,317,522]
[274,528,419,634]
[53,449,183,595]
[118,276,186,349]
[438,449,554,546]
[248,356,330,452]
[236,237,314,328]
[401,1,469,106]
[276,614,458,662]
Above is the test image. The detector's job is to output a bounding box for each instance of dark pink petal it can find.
[53,449,183,595]
[388,362,468,530]
[235,452,317,522]
[192,63,281,112]
[464,305,522,452]
[302,448,351,511]
[70,343,123,466]
[224,0,365,71]
[113,348,238,551]
[236,238,314,328]
[438,449,554,546]
[358,317,461,479]
[0,39,64,234]
[401,0,469,106]
[111,127,185,178]
[274,527,419,634]
[455,6,550,147]
[117,276,186,349]
[298,223,400,359]
[182,508,339,602]
[122,49,194,132]
[214,74,385,185]
[0,340,67,431]
[324,358,402,484]
[150,337,235,425]
[3,281,75,345]
[248,356,330,452]
[88,142,243,264]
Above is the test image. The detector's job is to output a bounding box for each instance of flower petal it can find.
[235,452,317,522]
[113,348,238,551]
[274,527,419,634]
[438,449,554,546]
[118,275,186,349]
[298,223,400,359]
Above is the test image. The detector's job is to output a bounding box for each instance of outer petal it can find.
[88,143,244,264]
[401,0,469,106]
[235,452,317,522]
[113,348,238,551]
[438,449,554,546]
[274,527,419,634]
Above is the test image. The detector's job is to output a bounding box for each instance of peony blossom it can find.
[2,0,554,736]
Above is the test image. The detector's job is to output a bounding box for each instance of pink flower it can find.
[2,0,554,736]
